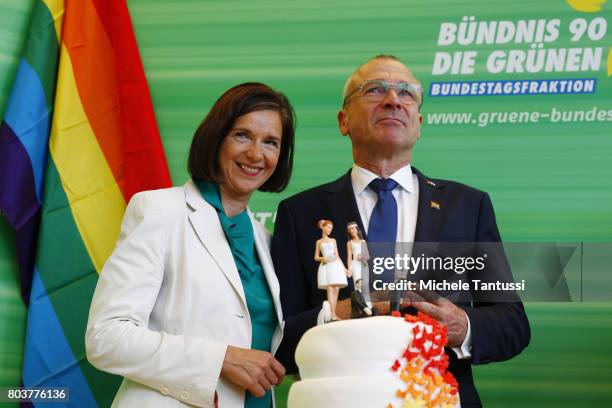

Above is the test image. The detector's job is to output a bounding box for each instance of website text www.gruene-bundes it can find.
[425,106,612,127]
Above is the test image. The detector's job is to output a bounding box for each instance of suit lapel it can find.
[184,181,247,307]
[413,167,445,242]
[323,171,366,238]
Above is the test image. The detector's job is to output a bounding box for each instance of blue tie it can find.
[368,178,398,243]
[368,178,398,285]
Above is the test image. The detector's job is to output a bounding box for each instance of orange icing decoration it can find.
[388,312,459,407]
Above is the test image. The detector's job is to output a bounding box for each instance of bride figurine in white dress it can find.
[346,221,373,317]
[314,219,348,321]
[346,221,368,287]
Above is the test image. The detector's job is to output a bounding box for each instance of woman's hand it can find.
[221,346,286,397]
[346,268,352,278]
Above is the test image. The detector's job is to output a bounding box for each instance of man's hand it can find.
[221,346,286,397]
[404,292,468,347]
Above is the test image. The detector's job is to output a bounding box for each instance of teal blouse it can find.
[196,181,276,408]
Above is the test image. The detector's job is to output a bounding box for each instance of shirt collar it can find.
[351,163,415,194]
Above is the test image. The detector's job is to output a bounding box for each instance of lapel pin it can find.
[430,201,440,210]
[426,180,436,187]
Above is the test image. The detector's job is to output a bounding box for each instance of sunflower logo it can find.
[566,0,607,12]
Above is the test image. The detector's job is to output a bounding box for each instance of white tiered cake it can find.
[288,313,460,408]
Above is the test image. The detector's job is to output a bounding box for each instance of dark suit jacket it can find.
[272,167,530,407]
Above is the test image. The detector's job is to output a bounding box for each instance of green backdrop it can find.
[1,0,611,406]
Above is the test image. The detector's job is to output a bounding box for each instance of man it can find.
[272,55,530,407]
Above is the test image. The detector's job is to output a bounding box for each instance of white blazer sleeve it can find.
[85,192,227,408]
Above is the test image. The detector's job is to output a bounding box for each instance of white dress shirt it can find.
[318,164,472,359]
[351,164,418,242]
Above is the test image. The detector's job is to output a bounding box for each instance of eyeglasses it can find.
[343,80,423,108]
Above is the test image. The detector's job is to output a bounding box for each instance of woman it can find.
[346,221,373,317]
[314,219,348,321]
[86,83,296,408]
[346,221,367,287]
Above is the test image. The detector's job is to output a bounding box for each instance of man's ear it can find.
[338,109,349,136]
[417,112,423,139]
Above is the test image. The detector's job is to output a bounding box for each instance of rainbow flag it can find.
[0,0,172,406]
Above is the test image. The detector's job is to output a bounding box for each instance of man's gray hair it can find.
[341,54,403,104]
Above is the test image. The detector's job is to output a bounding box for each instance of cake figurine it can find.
[346,221,368,285]
[314,219,348,321]
[346,221,375,318]
[287,312,460,408]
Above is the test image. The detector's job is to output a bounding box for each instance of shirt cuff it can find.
[450,311,472,359]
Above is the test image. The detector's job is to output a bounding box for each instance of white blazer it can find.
[86,180,284,408]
